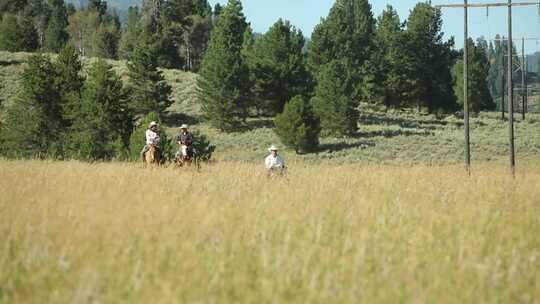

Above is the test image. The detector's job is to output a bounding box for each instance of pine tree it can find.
[87,0,107,20]
[24,0,50,48]
[241,24,258,113]
[307,0,375,132]
[156,0,186,67]
[0,13,22,51]
[56,43,84,95]
[18,10,40,51]
[65,59,132,160]
[151,28,183,68]
[373,5,411,109]
[307,0,375,79]
[0,0,26,13]
[158,0,213,70]
[55,43,85,127]
[43,0,69,52]
[241,23,254,61]
[66,3,76,15]
[140,0,163,32]
[493,35,506,110]
[453,39,496,113]
[181,14,213,71]
[189,129,215,161]
[2,54,63,157]
[197,0,250,131]
[0,12,38,51]
[405,3,457,112]
[275,95,320,154]
[126,39,172,116]
[312,60,358,135]
[94,23,121,59]
[213,3,222,21]
[249,19,311,115]
[487,40,498,98]
[67,9,100,57]
[119,6,142,59]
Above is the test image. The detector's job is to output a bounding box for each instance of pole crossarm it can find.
[491,38,539,41]
[435,2,539,8]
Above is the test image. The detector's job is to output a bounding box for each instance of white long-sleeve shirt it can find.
[265,154,285,170]
[146,129,160,145]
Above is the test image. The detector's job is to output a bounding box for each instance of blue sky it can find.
[208,0,540,54]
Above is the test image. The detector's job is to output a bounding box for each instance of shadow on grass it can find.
[354,129,434,138]
[246,118,274,130]
[0,60,24,66]
[162,112,200,127]
[359,112,448,129]
[233,118,275,132]
[318,141,376,153]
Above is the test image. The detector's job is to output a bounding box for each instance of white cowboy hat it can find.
[180,124,189,129]
[149,121,158,128]
[268,145,278,151]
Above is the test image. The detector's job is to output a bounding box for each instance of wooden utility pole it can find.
[464,0,471,174]
[502,47,505,119]
[435,0,539,175]
[435,0,472,173]
[525,56,528,114]
[522,37,526,120]
[508,0,515,176]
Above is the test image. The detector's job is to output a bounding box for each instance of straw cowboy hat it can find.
[180,124,189,129]
[268,145,279,152]
[149,121,158,128]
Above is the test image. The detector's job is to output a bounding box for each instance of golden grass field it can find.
[1,160,539,303]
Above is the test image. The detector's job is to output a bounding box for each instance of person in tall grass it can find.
[265,145,286,176]
[140,121,161,163]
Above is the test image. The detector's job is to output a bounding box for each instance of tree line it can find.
[0,41,176,159]
[0,0,219,71]
[1,0,499,156]
[198,0,494,152]
[0,38,216,160]
[0,0,218,159]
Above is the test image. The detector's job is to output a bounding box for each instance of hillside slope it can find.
[0,51,201,119]
[1,51,539,165]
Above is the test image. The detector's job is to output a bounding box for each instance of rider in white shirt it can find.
[265,145,285,175]
[146,128,160,145]
[140,121,160,162]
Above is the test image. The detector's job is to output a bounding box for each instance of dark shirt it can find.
[176,131,193,146]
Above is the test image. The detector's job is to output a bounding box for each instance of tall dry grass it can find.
[0,160,539,303]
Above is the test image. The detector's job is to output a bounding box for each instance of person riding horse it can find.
[175,124,195,161]
[140,121,161,163]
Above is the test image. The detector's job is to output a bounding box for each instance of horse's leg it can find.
[146,148,156,167]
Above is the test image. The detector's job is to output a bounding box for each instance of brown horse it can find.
[174,145,199,169]
[145,144,160,166]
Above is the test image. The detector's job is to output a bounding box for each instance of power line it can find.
[491,37,538,120]
[436,1,538,8]
[435,1,540,176]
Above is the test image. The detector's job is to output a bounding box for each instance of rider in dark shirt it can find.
[176,124,194,158]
